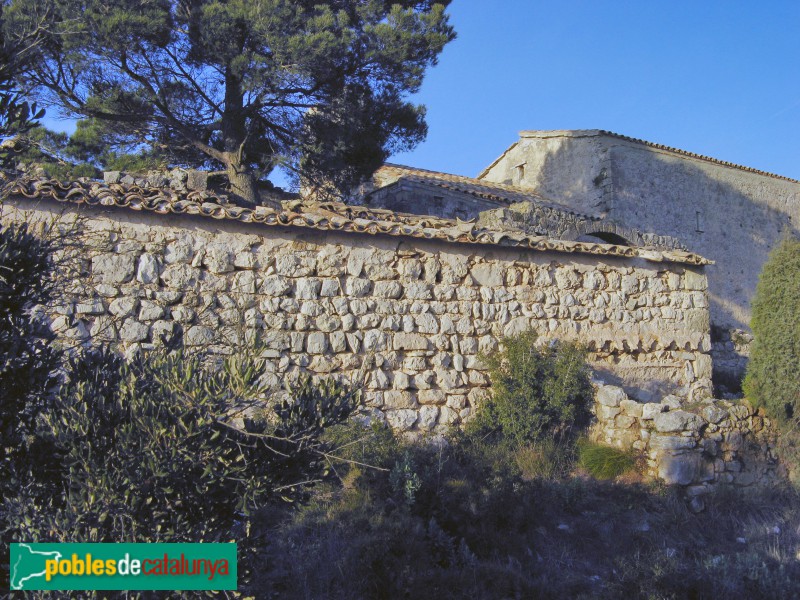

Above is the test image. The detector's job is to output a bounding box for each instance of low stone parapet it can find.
[592,382,783,491]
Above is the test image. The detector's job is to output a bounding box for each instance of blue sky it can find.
[42,1,800,183]
[392,0,800,180]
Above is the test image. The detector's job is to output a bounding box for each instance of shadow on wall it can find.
[537,141,799,397]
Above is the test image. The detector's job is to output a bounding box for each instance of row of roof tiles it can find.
[2,175,710,265]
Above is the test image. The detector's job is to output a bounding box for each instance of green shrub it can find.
[390,451,422,506]
[9,345,360,546]
[0,223,59,467]
[0,222,62,589]
[467,330,593,448]
[577,439,637,480]
[743,234,800,424]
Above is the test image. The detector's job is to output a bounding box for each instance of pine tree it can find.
[6,0,455,203]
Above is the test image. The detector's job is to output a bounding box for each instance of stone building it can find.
[475,129,800,394]
[2,175,711,421]
[1,172,782,489]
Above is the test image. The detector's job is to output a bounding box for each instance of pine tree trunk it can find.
[225,161,259,206]
[221,65,260,206]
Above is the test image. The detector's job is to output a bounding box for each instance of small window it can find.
[695,211,704,233]
[514,163,525,182]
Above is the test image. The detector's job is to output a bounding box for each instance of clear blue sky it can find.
[42,1,800,183]
[392,0,800,180]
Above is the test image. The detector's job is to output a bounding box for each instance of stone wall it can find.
[479,129,800,393]
[367,178,503,221]
[592,382,782,500]
[2,196,712,433]
[476,202,687,251]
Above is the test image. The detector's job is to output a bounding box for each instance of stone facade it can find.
[592,382,782,502]
[478,129,800,393]
[364,164,686,250]
[2,189,712,434]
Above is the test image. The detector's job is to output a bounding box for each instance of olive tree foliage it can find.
[7,0,455,203]
[0,221,62,591]
[0,223,60,493]
[9,346,361,544]
[743,234,800,425]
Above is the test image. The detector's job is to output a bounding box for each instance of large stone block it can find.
[374,281,403,299]
[139,300,165,321]
[385,409,418,430]
[653,410,704,434]
[683,270,707,291]
[185,325,215,345]
[260,275,292,296]
[345,277,371,297]
[393,333,429,351]
[161,264,197,289]
[404,282,433,300]
[418,406,440,430]
[136,253,160,284]
[384,391,416,409]
[306,332,329,354]
[295,279,322,300]
[657,453,707,486]
[164,238,194,264]
[76,298,105,315]
[597,385,627,407]
[92,253,136,284]
[119,318,150,342]
[471,263,505,287]
[109,297,138,318]
[203,244,235,274]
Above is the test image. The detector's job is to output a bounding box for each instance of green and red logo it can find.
[10,543,236,591]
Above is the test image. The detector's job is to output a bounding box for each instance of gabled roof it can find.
[1,174,710,265]
[478,129,799,183]
[374,164,600,220]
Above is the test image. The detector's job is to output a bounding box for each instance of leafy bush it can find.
[9,345,361,546]
[744,234,800,424]
[0,222,61,589]
[390,451,422,506]
[467,330,593,448]
[577,439,637,480]
[0,223,59,466]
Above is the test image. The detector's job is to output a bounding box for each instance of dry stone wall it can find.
[3,198,712,434]
[592,382,782,497]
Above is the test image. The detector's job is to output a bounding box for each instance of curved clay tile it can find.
[0,174,712,265]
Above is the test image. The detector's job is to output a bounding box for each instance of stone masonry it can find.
[3,190,713,435]
[592,382,781,491]
[478,129,800,394]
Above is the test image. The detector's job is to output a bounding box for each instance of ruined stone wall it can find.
[3,197,712,432]
[592,382,782,499]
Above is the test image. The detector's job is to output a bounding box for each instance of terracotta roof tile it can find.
[1,175,711,265]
